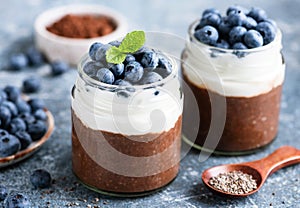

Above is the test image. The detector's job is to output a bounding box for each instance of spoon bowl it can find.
[202,146,300,197]
[202,164,263,197]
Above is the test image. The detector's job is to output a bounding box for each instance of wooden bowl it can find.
[0,109,54,168]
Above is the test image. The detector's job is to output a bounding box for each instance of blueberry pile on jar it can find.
[83,42,173,86]
[194,5,278,50]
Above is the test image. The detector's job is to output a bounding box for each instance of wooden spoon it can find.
[202,146,300,197]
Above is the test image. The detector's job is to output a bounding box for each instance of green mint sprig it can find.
[106,30,145,64]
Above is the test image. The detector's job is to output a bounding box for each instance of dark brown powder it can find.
[46,14,116,39]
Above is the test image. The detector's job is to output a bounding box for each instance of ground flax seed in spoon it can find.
[208,171,258,194]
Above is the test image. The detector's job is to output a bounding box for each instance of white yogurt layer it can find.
[182,27,285,97]
[72,60,183,135]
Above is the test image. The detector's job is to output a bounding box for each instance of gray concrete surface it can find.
[0,0,299,207]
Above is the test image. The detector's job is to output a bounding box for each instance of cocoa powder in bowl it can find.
[46,14,117,39]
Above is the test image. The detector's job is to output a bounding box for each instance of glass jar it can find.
[181,20,285,155]
[71,53,183,196]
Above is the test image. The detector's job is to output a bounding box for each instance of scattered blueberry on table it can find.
[9,46,70,78]
[25,47,45,67]
[194,5,278,50]
[30,169,52,189]
[22,76,41,93]
[50,60,70,76]
[9,53,29,71]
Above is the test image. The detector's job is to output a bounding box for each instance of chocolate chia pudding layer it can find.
[183,73,282,152]
[72,110,182,194]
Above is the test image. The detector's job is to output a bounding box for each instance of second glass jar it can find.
[182,20,285,155]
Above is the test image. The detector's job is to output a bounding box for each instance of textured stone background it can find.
[0,0,299,207]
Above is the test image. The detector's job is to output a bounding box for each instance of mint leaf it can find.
[106,46,126,64]
[119,31,145,53]
[105,30,146,64]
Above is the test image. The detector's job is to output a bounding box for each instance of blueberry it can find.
[4,192,31,208]
[264,19,277,28]
[50,61,69,76]
[89,42,104,60]
[124,54,135,64]
[9,53,28,71]
[141,51,159,70]
[15,99,31,114]
[218,20,232,36]
[30,169,52,189]
[27,120,47,141]
[14,131,32,150]
[232,42,248,58]
[139,72,163,85]
[109,63,124,78]
[28,99,45,112]
[96,68,115,84]
[229,26,247,44]
[227,12,247,26]
[244,30,264,48]
[194,25,219,45]
[18,112,35,125]
[4,86,20,103]
[0,90,7,100]
[1,101,18,117]
[9,118,26,134]
[134,46,148,55]
[124,61,144,83]
[200,13,222,28]
[232,42,248,50]
[26,47,45,66]
[33,109,47,121]
[0,93,6,105]
[0,90,8,103]
[114,79,132,86]
[202,8,221,17]
[93,44,111,62]
[0,129,9,137]
[214,39,230,49]
[0,106,11,129]
[248,7,268,22]
[0,185,8,201]
[194,22,205,32]
[226,5,249,16]
[22,76,41,93]
[156,57,172,78]
[243,17,257,29]
[83,61,103,77]
[256,22,276,45]
[0,134,20,157]
[108,40,121,47]
[133,47,149,62]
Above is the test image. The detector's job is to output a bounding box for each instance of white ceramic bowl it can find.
[34,4,128,65]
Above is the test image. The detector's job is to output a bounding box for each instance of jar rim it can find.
[77,52,178,90]
[189,19,282,53]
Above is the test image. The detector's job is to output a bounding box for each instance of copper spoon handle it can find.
[244,146,300,177]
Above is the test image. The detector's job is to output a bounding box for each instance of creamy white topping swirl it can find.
[72,57,183,135]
